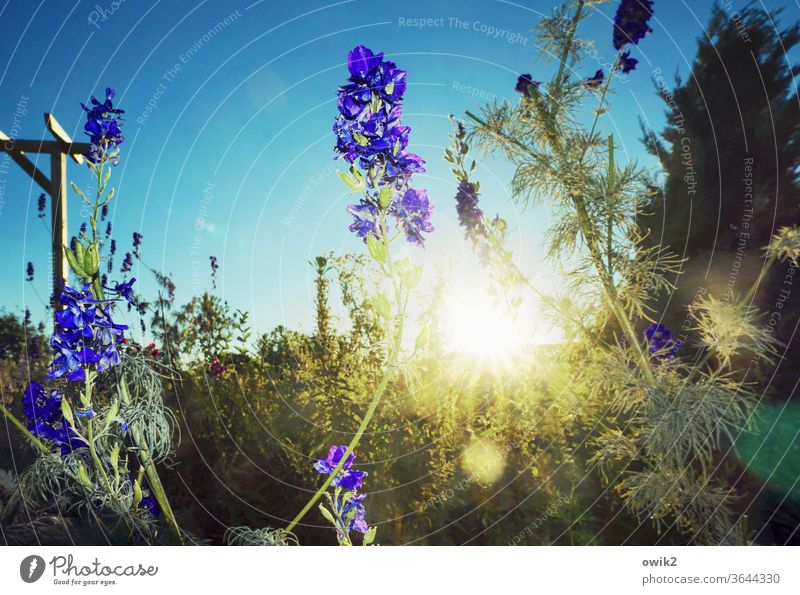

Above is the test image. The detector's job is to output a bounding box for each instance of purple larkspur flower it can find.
[335,45,434,246]
[644,323,681,358]
[314,445,368,491]
[585,69,604,89]
[26,262,34,282]
[82,87,124,165]
[47,282,128,381]
[37,194,46,218]
[613,0,654,50]
[21,382,87,456]
[121,252,133,273]
[618,51,639,74]
[395,188,434,247]
[110,277,137,306]
[514,73,540,96]
[455,181,486,242]
[139,496,160,518]
[132,232,143,259]
[336,493,369,535]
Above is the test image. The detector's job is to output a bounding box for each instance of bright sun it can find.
[443,292,528,359]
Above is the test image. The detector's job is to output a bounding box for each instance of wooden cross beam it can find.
[0,113,91,313]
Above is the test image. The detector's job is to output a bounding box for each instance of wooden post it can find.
[50,150,68,308]
[0,114,90,317]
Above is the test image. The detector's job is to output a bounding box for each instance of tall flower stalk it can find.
[74,88,183,544]
[2,88,182,544]
[286,45,433,538]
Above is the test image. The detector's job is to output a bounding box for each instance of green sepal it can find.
[70,182,87,200]
[76,463,93,490]
[103,400,119,433]
[373,293,391,319]
[363,526,377,546]
[319,503,336,525]
[133,480,143,508]
[83,242,100,275]
[366,234,386,264]
[378,185,393,209]
[337,169,365,192]
[110,444,120,474]
[64,246,88,278]
[61,398,75,427]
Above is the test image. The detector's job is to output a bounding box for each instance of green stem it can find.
[0,403,50,455]
[83,375,114,497]
[119,379,184,544]
[287,223,407,534]
[285,356,398,533]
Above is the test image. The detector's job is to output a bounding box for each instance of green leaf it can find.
[83,243,99,275]
[370,92,381,114]
[363,526,377,546]
[64,247,88,278]
[378,185,393,209]
[110,444,120,474]
[607,134,614,188]
[373,293,391,319]
[352,132,369,146]
[103,400,119,433]
[76,463,93,490]
[366,234,386,264]
[337,170,364,192]
[133,480,143,508]
[70,182,87,200]
[74,239,86,264]
[406,265,423,289]
[318,503,336,525]
[61,399,75,427]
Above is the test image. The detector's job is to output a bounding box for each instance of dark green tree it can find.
[641,3,800,385]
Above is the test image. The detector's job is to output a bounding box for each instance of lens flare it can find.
[443,292,527,359]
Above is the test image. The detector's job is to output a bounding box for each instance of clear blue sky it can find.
[0,0,797,341]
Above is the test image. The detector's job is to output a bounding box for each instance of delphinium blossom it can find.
[611,0,654,74]
[314,445,368,491]
[139,496,161,518]
[644,323,681,358]
[22,381,87,456]
[121,252,133,273]
[612,0,654,50]
[314,446,371,543]
[26,262,34,282]
[455,180,487,243]
[514,73,540,97]
[210,357,226,379]
[619,51,638,74]
[584,69,605,89]
[209,255,219,288]
[82,87,124,165]
[333,45,434,247]
[47,282,131,382]
[286,44,428,543]
[132,232,143,259]
[37,194,46,218]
